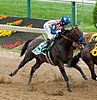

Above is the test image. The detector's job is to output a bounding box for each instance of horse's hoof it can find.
[68,88,72,92]
[9,73,13,76]
[92,76,97,81]
[85,77,88,80]
[68,87,72,92]
[95,77,97,81]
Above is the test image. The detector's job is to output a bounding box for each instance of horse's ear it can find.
[72,24,78,29]
[75,25,78,28]
[72,26,75,29]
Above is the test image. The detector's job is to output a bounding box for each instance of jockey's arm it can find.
[50,24,57,34]
[51,24,62,35]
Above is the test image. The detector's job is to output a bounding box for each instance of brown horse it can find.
[9,26,87,92]
[84,32,96,43]
[70,41,97,81]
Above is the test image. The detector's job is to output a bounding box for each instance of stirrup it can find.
[41,44,48,52]
[41,47,48,52]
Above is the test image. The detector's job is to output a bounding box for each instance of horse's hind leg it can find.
[9,52,34,76]
[28,59,42,84]
[73,64,88,80]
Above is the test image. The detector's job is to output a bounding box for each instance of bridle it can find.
[60,34,74,42]
[60,30,80,42]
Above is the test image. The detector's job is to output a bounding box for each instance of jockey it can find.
[43,16,71,48]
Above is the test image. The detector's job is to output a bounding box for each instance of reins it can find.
[60,34,74,42]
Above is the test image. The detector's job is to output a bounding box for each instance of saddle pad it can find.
[90,43,97,56]
[32,41,47,55]
[90,33,97,42]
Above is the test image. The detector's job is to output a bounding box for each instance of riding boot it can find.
[41,38,51,52]
[67,53,81,67]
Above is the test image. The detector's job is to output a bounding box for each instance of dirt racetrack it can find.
[0,48,97,100]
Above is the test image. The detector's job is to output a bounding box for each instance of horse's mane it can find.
[55,29,70,40]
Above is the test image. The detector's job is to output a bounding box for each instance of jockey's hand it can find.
[46,38,50,43]
[79,36,85,41]
[56,30,61,34]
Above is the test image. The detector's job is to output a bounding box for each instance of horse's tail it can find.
[20,39,33,57]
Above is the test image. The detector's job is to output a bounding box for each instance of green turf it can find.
[0,0,96,32]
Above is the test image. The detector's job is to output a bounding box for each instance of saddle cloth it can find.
[32,41,47,55]
[32,41,54,65]
[90,43,97,56]
[90,33,97,42]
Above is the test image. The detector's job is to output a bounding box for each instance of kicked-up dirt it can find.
[0,48,97,100]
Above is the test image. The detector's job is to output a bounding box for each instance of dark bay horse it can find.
[70,41,97,81]
[9,26,87,92]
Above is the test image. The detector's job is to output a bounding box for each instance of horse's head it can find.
[56,26,84,45]
[69,26,84,44]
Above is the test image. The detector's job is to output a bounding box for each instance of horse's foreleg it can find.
[82,52,97,80]
[57,61,72,92]
[73,64,88,80]
[28,60,42,84]
[9,53,34,76]
[85,61,97,80]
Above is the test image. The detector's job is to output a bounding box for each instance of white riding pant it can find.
[43,23,56,40]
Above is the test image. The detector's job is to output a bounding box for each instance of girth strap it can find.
[45,42,55,65]
[45,50,55,65]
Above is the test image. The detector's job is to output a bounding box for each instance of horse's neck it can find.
[55,38,73,49]
[63,39,73,49]
[53,38,73,61]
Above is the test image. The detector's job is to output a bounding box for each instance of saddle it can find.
[32,40,54,65]
[32,40,53,55]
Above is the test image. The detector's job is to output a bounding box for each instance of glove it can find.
[55,30,61,38]
[51,30,56,34]
[79,36,85,41]
[56,30,61,34]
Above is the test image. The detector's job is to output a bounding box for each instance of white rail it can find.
[65,0,96,4]
[0,24,45,34]
[39,0,96,4]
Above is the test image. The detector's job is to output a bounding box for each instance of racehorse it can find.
[70,41,97,81]
[9,26,87,92]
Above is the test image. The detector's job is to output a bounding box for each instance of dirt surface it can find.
[0,49,97,100]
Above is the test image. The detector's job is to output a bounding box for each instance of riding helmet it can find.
[60,16,71,25]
